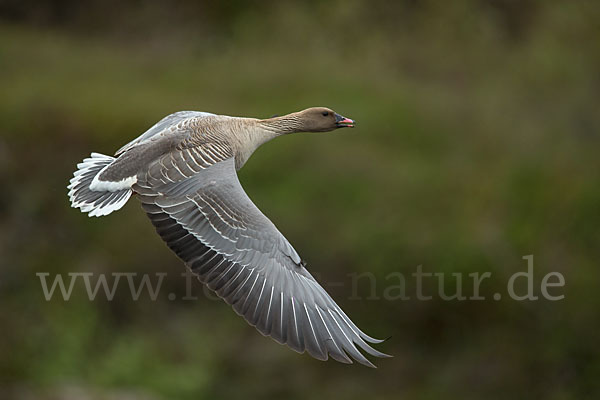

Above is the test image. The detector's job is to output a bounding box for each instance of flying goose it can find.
[68,107,390,367]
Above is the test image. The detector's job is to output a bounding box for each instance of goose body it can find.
[68,107,389,367]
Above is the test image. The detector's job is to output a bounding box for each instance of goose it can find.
[68,107,390,367]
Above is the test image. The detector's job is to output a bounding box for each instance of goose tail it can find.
[67,153,133,217]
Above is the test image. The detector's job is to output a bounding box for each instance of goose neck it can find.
[258,114,303,135]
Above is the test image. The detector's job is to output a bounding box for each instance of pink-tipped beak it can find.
[335,113,355,128]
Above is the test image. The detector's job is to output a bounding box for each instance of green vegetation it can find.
[1,1,599,398]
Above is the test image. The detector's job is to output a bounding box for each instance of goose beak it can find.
[335,113,355,128]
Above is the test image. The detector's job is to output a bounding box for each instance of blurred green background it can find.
[1,0,599,399]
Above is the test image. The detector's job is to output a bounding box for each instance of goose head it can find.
[296,107,355,132]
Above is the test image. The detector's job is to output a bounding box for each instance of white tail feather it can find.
[68,153,133,217]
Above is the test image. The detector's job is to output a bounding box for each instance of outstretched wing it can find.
[115,111,216,156]
[134,152,389,367]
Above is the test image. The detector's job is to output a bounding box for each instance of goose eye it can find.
[322,111,329,116]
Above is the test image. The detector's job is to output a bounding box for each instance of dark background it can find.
[1,1,599,399]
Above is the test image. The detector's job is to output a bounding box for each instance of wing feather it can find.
[136,155,390,366]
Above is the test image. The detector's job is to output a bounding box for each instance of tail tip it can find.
[68,153,132,217]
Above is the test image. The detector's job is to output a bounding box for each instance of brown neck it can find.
[258,113,304,135]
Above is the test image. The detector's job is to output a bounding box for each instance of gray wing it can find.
[115,111,216,156]
[134,155,390,367]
